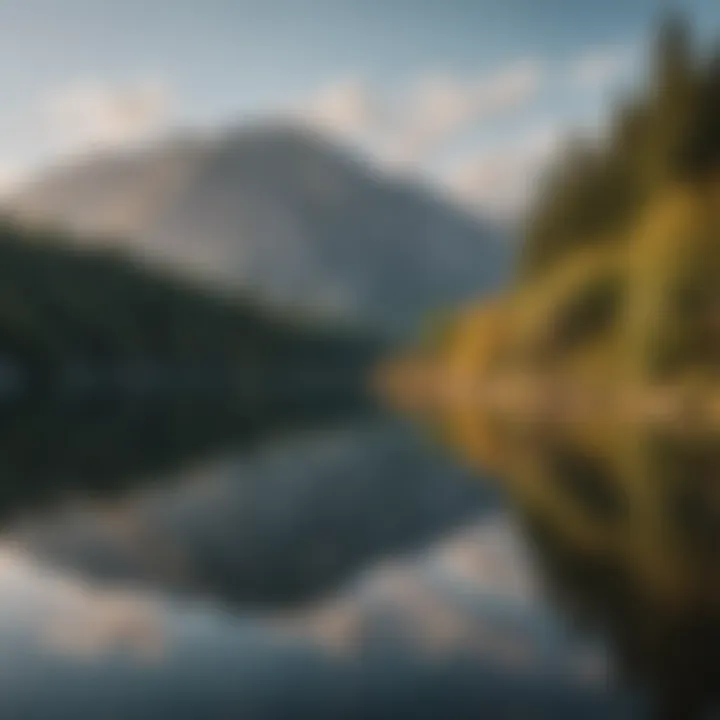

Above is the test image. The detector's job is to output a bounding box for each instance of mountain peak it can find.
[9,123,512,335]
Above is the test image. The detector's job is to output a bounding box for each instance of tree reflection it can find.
[427,401,720,719]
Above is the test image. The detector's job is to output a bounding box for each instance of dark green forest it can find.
[523,14,720,276]
[0,219,380,390]
[396,15,720,397]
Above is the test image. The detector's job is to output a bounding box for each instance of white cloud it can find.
[443,122,565,219]
[441,45,636,217]
[0,44,637,216]
[281,513,610,686]
[301,60,545,169]
[7,59,549,215]
[297,60,573,217]
[303,78,378,140]
[570,47,633,90]
[388,60,545,165]
[43,80,173,156]
[0,164,27,199]
[297,48,642,217]
[0,547,165,662]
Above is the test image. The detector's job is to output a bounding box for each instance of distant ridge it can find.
[9,121,512,335]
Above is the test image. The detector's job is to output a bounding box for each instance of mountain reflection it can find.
[0,393,635,718]
[0,388,374,520]
[0,511,633,720]
[0,393,496,607]
[2,388,719,717]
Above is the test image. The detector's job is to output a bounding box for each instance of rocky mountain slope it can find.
[9,122,511,335]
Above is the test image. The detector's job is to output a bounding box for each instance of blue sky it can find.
[0,0,718,214]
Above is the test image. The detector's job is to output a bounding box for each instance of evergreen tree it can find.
[522,13,717,278]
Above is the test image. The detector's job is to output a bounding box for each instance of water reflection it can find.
[0,390,707,717]
[8,418,495,606]
[0,393,635,718]
[428,399,720,719]
[0,389,371,518]
[0,514,632,720]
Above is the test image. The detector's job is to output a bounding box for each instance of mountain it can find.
[8,122,511,335]
[0,218,381,395]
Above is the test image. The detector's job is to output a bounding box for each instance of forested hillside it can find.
[10,124,510,336]
[0,219,380,390]
[400,16,720,398]
[523,14,720,276]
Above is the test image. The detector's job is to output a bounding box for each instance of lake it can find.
[0,392,699,719]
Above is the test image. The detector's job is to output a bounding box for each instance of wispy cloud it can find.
[303,78,378,140]
[0,164,26,198]
[443,122,565,219]
[298,45,639,217]
[301,59,546,169]
[0,44,632,216]
[0,547,165,662]
[43,79,173,156]
[569,46,635,91]
[388,60,545,166]
[282,512,609,686]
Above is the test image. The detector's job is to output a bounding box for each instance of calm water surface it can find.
[0,394,685,718]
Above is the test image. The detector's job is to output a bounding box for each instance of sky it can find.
[0,0,718,216]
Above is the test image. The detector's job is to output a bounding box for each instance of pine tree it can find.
[522,13,717,279]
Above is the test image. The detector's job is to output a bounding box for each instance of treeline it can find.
[411,16,720,390]
[0,389,377,520]
[0,219,380,389]
[523,14,720,275]
[517,14,720,382]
